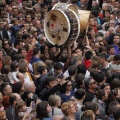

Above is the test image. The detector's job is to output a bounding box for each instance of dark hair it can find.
[90,70,98,81]
[109,101,119,114]
[12,82,23,94]
[9,94,17,105]
[95,89,105,100]
[10,62,18,72]
[91,10,99,17]
[97,24,103,31]
[75,88,86,99]
[85,51,93,60]
[14,40,22,48]
[61,53,69,63]
[54,62,63,70]
[113,54,120,61]
[84,77,93,89]
[0,82,10,94]
[44,76,56,86]
[68,65,77,76]
[107,45,114,52]
[33,47,40,56]
[98,53,108,60]
[81,102,99,114]
[37,65,46,74]
[111,78,120,90]
[36,101,49,119]
[77,64,86,75]
[113,107,120,120]
[22,34,30,40]
[96,71,105,83]
[75,73,85,89]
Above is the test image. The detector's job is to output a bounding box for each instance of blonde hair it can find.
[61,101,73,116]
[48,95,61,107]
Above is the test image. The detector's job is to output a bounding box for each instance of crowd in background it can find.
[0,0,120,120]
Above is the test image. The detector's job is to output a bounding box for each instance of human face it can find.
[75,49,82,57]
[55,69,62,75]
[21,50,27,57]
[89,79,97,89]
[56,98,61,107]
[68,104,76,115]
[26,15,31,22]
[104,85,111,95]
[114,36,120,45]
[3,41,9,48]
[29,84,36,93]
[48,81,56,89]
[21,105,27,112]
[109,48,115,55]
[66,81,72,91]
[47,104,51,113]
[4,85,12,95]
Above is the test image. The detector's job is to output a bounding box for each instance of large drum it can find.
[44,9,80,46]
[52,3,78,15]
[78,10,90,35]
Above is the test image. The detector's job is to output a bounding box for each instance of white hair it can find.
[24,81,34,92]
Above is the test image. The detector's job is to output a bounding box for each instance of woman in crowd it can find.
[48,94,64,117]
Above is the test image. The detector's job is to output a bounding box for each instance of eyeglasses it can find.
[4,43,9,45]
[67,84,72,87]
[89,81,96,85]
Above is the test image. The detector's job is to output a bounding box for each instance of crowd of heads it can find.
[0,0,120,120]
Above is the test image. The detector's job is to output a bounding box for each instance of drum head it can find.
[44,9,71,45]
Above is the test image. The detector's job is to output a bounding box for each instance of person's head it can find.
[60,53,69,63]
[37,65,47,75]
[111,78,120,90]
[2,39,10,49]
[98,53,108,64]
[85,51,93,60]
[0,111,6,120]
[113,54,120,65]
[36,101,51,119]
[77,64,86,75]
[54,62,63,75]
[15,100,27,115]
[1,82,12,96]
[113,107,120,120]
[75,48,82,57]
[2,56,11,66]
[10,61,19,72]
[44,76,56,89]
[61,80,73,93]
[12,82,24,94]
[19,61,28,73]
[107,45,115,55]
[113,34,120,45]
[48,95,61,107]
[75,73,85,89]
[84,77,97,90]
[9,93,21,105]
[14,40,23,49]
[24,81,36,93]
[75,88,86,100]
[96,89,108,101]
[16,72,25,83]
[68,65,77,76]
[82,102,99,115]
[61,101,76,116]
[96,71,105,84]
[12,7,18,16]
[25,14,31,22]
[109,101,120,114]
[22,34,30,44]
[33,47,41,57]
[33,4,41,13]
[101,83,111,95]
[81,110,95,120]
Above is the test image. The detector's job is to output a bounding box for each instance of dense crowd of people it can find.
[0,0,120,120]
